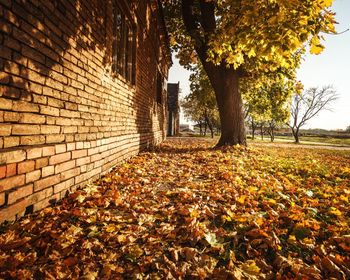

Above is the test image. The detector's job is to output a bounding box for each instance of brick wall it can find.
[0,0,171,222]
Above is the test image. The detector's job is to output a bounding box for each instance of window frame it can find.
[112,1,136,85]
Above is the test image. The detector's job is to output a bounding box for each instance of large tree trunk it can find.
[205,66,246,146]
[181,0,246,146]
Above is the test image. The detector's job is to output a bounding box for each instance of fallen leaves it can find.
[0,138,349,279]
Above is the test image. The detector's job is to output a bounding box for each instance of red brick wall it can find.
[0,0,170,222]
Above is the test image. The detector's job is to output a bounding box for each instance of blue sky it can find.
[296,0,350,130]
[168,0,350,130]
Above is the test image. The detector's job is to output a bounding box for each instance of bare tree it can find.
[287,86,338,143]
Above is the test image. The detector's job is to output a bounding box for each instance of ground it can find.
[0,138,349,279]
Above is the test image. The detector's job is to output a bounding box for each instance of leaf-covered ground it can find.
[1,138,350,279]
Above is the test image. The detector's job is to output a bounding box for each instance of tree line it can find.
[181,65,338,143]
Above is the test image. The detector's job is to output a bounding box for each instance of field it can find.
[0,138,349,279]
[268,135,350,146]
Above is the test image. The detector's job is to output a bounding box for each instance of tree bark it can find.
[292,128,300,143]
[205,113,214,138]
[204,66,246,146]
[251,119,256,140]
[181,0,246,146]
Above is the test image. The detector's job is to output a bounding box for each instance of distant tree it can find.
[243,76,294,141]
[181,65,220,138]
[287,86,338,143]
[346,125,350,133]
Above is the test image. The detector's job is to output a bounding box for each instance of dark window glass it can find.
[112,3,136,84]
[156,71,163,104]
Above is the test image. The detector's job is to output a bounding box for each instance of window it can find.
[156,70,163,104]
[112,2,136,84]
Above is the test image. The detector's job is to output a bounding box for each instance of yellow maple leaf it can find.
[319,0,333,8]
[237,195,246,204]
[310,36,324,55]
[329,207,342,216]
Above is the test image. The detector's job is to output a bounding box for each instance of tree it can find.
[163,0,336,146]
[181,65,220,138]
[243,76,294,141]
[287,86,338,143]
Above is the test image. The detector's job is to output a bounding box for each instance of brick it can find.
[88,147,99,156]
[46,77,63,91]
[33,193,59,212]
[60,167,80,181]
[0,192,5,207]
[4,60,20,75]
[6,163,17,177]
[18,161,35,174]
[0,165,6,179]
[3,36,21,51]
[49,152,71,165]
[76,142,84,149]
[4,112,20,122]
[0,174,25,192]
[0,99,12,110]
[42,146,55,156]
[26,147,43,159]
[0,150,26,164]
[62,126,77,134]
[32,94,47,104]
[0,199,27,223]
[0,70,10,84]
[55,117,71,126]
[20,135,46,146]
[35,158,48,169]
[72,149,87,159]
[55,160,75,174]
[42,166,54,177]
[22,45,45,64]
[29,83,43,95]
[0,18,12,34]
[12,101,39,112]
[55,144,66,154]
[4,9,20,27]
[0,124,11,136]
[20,113,46,124]
[29,187,53,205]
[3,136,20,148]
[54,178,74,194]
[0,45,11,60]
[34,174,60,192]
[66,143,76,151]
[60,109,80,118]
[40,105,59,116]
[12,124,41,135]
[26,170,41,184]
[48,97,64,108]
[46,134,65,144]
[7,184,33,205]
[41,125,60,134]
[76,156,90,166]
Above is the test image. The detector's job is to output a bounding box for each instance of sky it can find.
[168,0,350,130]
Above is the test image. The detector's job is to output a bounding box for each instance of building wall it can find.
[167,82,180,136]
[0,0,170,222]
